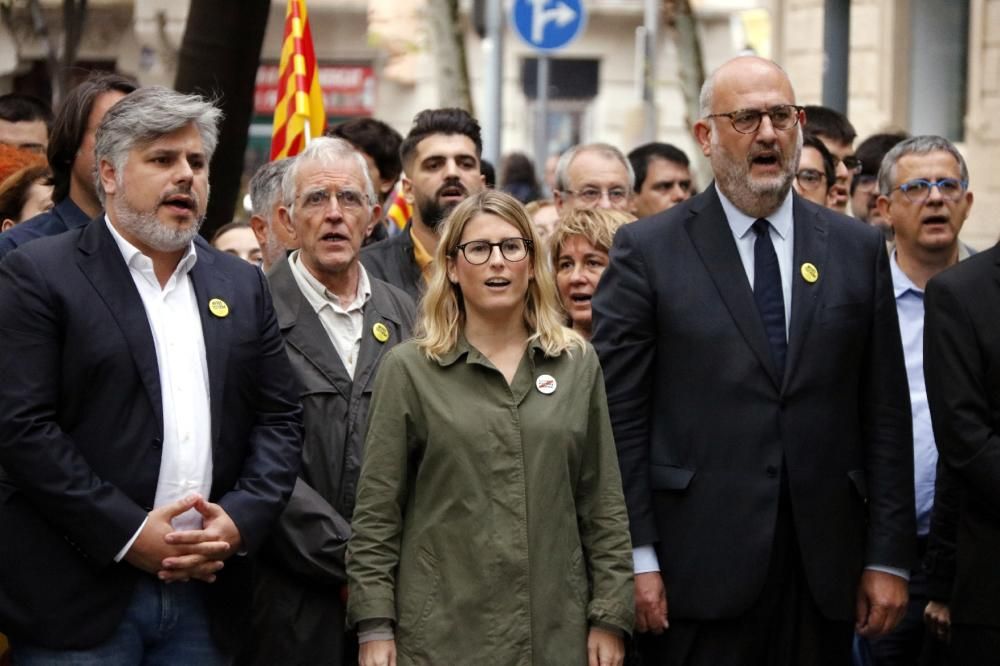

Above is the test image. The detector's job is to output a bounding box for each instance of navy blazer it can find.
[0,197,90,259]
[0,216,303,649]
[592,185,916,622]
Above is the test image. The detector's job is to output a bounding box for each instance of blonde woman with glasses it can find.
[347,190,633,666]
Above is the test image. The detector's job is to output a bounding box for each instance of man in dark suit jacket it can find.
[591,56,915,665]
[923,243,1000,662]
[239,137,415,665]
[0,87,302,662]
[0,72,136,259]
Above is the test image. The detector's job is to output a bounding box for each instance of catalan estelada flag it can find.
[271,0,325,160]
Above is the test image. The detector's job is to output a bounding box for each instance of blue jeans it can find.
[11,576,229,665]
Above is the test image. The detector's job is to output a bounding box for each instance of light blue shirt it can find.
[717,184,795,337]
[889,250,937,537]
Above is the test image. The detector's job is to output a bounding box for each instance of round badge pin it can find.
[800,262,819,284]
[372,322,390,343]
[535,374,557,395]
[208,298,230,318]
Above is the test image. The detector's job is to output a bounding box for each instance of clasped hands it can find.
[124,493,242,583]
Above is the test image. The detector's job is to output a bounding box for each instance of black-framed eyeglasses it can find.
[893,178,968,204]
[452,237,533,265]
[840,156,862,173]
[705,104,803,134]
[560,187,630,205]
[852,173,878,192]
[795,168,827,191]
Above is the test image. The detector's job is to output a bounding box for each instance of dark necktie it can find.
[752,218,787,377]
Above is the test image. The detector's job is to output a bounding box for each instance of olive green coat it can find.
[347,337,634,665]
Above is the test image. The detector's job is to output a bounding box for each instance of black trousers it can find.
[634,478,853,666]
[948,624,1000,666]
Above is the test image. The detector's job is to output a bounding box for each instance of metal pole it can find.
[821,0,850,112]
[534,55,550,192]
[482,0,504,166]
[642,0,659,142]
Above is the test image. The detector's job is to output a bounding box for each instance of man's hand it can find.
[634,571,669,634]
[124,494,226,578]
[359,639,396,666]
[924,600,951,643]
[587,627,625,666]
[855,569,908,637]
[159,496,243,583]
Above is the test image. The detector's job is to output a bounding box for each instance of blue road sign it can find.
[511,0,587,52]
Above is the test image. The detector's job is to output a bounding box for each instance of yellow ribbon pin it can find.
[208,298,230,318]
[800,262,819,284]
[373,322,390,343]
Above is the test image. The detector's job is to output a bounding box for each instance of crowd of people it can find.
[0,53,995,666]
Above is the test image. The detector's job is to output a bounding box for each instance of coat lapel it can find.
[76,217,164,436]
[188,239,232,447]
[684,186,782,389]
[353,280,406,395]
[269,259,352,401]
[784,197,828,391]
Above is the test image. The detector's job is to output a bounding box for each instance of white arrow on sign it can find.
[529,0,578,44]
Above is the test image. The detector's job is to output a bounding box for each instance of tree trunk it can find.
[174,0,270,238]
[666,0,710,179]
[426,0,473,112]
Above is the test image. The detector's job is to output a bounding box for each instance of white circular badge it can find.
[535,374,557,395]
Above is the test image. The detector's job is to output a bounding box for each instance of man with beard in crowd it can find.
[361,108,485,302]
[592,56,915,665]
[0,86,302,662]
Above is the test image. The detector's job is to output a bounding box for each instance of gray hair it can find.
[554,143,635,193]
[281,136,377,212]
[249,157,293,219]
[878,135,970,196]
[94,86,222,203]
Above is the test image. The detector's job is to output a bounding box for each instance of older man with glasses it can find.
[554,142,635,214]
[592,55,915,666]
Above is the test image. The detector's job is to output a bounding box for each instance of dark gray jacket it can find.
[360,222,423,303]
[239,258,415,666]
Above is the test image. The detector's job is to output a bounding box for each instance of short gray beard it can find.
[112,187,204,253]
[262,221,287,267]
[712,129,802,219]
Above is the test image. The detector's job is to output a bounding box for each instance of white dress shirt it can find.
[288,250,371,379]
[107,218,213,559]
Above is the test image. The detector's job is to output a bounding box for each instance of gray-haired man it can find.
[249,157,298,271]
[0,86,303,662]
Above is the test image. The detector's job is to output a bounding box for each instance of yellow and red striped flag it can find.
[270,0,325,160]
[385,182,412,233]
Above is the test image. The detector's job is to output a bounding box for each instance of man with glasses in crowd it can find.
[241,137,414,665]
[793,133,837,208]
[554,142,634,214]
[593,56,915,666]
[851,133,909,238]
[860,135,975,666]
[803,105,861,214]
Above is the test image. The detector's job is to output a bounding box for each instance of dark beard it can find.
[418,198,458,231]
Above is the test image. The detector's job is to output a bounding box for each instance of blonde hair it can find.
[416,190,586,360]
[548,207,635,259]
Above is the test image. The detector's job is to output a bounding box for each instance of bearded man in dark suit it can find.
[591,56,916,666]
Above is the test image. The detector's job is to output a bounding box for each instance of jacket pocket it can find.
[650,464,695,491]
[847,469,868,503]
[398,545,442,645]
[819,302,867,323]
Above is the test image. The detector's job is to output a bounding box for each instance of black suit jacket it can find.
[0,197,90,259]
[0,216,303,649]
[591,185,915,622]
[924,244,1000,627]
